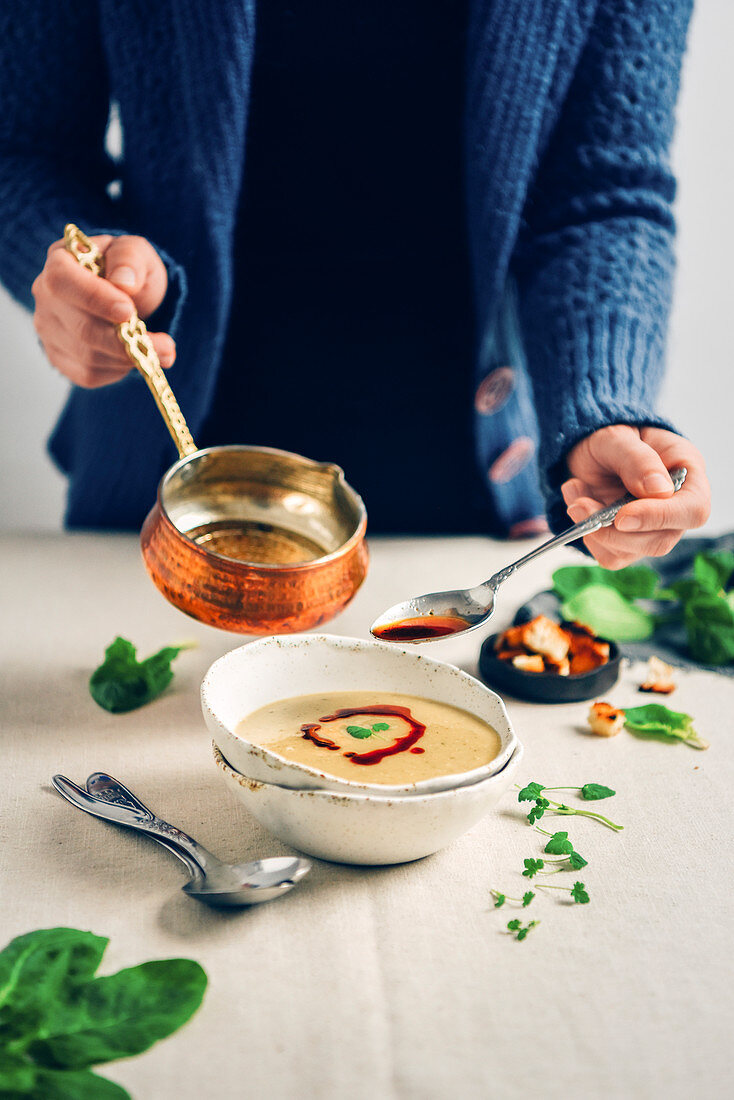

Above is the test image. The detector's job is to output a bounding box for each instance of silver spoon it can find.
[51,772,311,908]
[371,466,687,644]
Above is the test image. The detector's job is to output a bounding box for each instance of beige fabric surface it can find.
[1,533,731,1100]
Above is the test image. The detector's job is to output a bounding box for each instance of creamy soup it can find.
[236,691,502,785]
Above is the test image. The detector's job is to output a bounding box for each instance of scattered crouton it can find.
[639,655,676,694]
[588,701,625,737]
[512,654,546,673]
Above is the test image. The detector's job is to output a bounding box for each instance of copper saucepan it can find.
[64,225,368,633]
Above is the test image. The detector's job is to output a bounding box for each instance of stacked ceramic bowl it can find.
[202,634,524,865]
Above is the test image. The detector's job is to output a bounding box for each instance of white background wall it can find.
[0,1,731,534]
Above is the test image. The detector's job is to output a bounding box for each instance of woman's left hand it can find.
[561,425,711,568]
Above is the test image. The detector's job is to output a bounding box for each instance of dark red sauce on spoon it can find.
[372,616,469,643]
[300,704,425,766]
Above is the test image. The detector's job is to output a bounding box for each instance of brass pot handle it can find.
[63,223,197,459]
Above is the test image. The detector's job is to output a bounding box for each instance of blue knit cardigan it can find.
[0,0,691,530]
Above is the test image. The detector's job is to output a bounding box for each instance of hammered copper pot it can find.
[140,446,369,634]
[65,225,369,633]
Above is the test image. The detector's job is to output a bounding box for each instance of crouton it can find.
[588,701,625,737]
[521,615,570,663]
[639,655,676,694]
[544,655,570,676]
[494,625,527,652]
[568,633,610,675]
[496,648,529,662]
[512,654,545,673]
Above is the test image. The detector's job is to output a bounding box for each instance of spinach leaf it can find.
[693,551,734,593]
[560,584,654,642]
[552,564,659,602]
[0,1063,132,1099]
[623,704,708,750]
[89,637,189,713]
[684,594,734,666]
[0,928,207,1098]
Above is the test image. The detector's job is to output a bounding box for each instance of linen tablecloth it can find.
[1,533,731,1099]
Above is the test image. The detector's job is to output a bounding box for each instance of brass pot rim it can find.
[155,443,368,572]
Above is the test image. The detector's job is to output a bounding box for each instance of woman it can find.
[0,1,710,564]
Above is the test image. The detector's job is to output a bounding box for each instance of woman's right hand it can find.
[32,234,176,387]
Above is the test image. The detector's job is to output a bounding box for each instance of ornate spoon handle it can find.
[63,223,197,459]
[484,466,688,589]
[51,773,222,877]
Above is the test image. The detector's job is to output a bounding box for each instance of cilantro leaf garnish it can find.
[522,892,535,907]
[571,882,590,904]
[543,831,574,855]
[581,784,615,801]
[536,881,591,904]
[506,919,539,941]
[89,637,191,714]
[372,722,390,732]
[522,858,544,879]
[569,851,588,870]
[518,781,545,802]
[346,725,374,739]
[0,927,206,1098]
[492,892,506,908]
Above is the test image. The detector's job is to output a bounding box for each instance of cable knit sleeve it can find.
[513,0,694,531]
[0,4,123,309]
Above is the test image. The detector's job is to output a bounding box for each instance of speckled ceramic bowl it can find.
[201,634,519,797]
[213,741,524,865]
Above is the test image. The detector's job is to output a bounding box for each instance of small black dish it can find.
[479,633,621,704]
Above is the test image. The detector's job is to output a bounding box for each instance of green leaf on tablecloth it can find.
[560,585,655,642]
[517,781,545,802]
[543,831,574,855]
[522,892,535,907]
[624,704,709,750]
[571,882,590,904]
[0,928,206,1097]
[89,637,191,713]
[569,851,588,871]
[26,1066,131,1099]
[552,563,659,601]
[522,859,544,879]
[580,784,616,801]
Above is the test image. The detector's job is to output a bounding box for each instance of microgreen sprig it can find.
[507,919,540,941]
[518,781,615,802]
[522,858,545,879]
[517,781,623,831]
[536,881,590,904]
[491,890,535,909]
[535,828,589,870]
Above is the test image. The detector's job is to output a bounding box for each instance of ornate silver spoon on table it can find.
[52,772,311,908]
